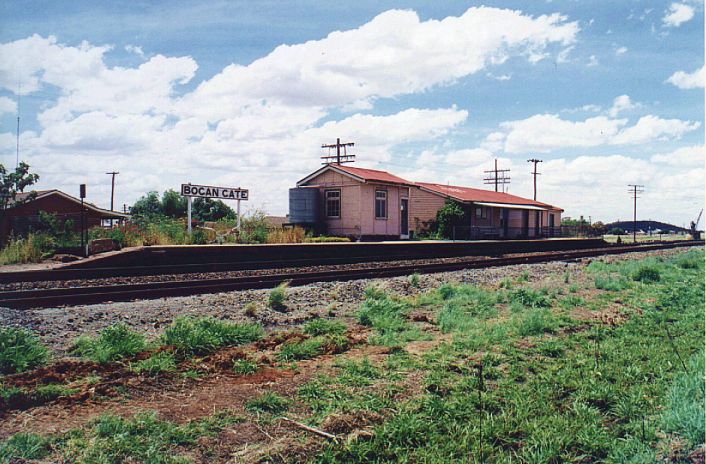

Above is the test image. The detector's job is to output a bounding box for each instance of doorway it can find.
[400,198,409,238]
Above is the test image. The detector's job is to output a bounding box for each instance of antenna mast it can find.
[483,159,510,192]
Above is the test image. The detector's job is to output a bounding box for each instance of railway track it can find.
[1,240,701,310]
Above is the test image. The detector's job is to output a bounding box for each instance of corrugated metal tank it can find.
[289,187,320,224]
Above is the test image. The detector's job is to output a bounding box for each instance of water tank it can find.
[289,187,320,224]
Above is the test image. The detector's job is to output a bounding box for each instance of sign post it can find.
[79,184,87,256]
[187,195,192,234]
[180,183,249,232]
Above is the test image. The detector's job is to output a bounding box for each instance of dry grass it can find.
[266,227,306,244]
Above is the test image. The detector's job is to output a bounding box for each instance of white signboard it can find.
[181,184,249,201]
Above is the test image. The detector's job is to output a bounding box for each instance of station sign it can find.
[181,183,248,201]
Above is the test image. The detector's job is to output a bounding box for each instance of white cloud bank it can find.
[667,65,704,89]
[0,7,579,213]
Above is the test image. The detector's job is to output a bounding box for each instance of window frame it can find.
[324,189,341,219]
[374,189,388,220]
[475,206,487,219]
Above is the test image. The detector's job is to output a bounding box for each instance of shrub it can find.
[246,392,290,414]
[268,282,289,310]
[0,233,54,265]
[130,351,177,375]
[243,302,258,317]
[632,265,661,283]
[71,324,146,364]
[162,317,264,357]
[303,319,346,337]
[0,326,49,374]
[266,227,306,244]
[0,433,50,461]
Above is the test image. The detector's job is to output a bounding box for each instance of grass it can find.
[314,250,704,463]
[233,358,259,375]
[0,326,49,374]
[246,392,290,414]
[161,316,264,357]
[358,286,428,347]
[130,351,177,375]
[277,334,348,362]
[0,233,55,265]
[268,282,289,310]
[407,273,420,288]
[70,323,147,364]
[0,433,50,462]
[303,319,346,336]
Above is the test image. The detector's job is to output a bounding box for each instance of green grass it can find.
[268,282,289,310]
[277,334,348,362]
[314,250,705,463]
[0,326,49,374]
[407,273,420,288]
[232,358,259,375]
[303,319,347,337]
[161,316,264,357]
[246,392,290,414]
[594,274,630,291]
[130,351,177,375]
[0,433,50,462]
[70,323,147,364]
[358,287,428,347]
[34,383,79,400]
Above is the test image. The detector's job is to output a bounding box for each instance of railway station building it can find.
[291,164,562,240]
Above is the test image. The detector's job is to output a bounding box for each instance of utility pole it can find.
[106,172,119,211]
[527,158,542,200]
[321,138,355,164]
[483,159,510,192]
[628,184,644,243]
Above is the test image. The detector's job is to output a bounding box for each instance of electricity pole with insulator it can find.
[321,138,355,164]
[527,158,542,200]
[628,184,644,243]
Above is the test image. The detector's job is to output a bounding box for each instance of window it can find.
[325,190,341,218]
[375,190,387,219]
[475,207,487,219]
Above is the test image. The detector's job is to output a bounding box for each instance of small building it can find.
[1,189,128,243]
[290,164,562,240]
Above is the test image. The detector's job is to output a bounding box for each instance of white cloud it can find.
[650,144,704,167]
[587,55,599,67]
[490,110,699,153]
[125,45,144,56]
[0,96,16,115]
[666,65,704,89]
[608,95,637,117]
[663,3,695,27]
[615,46,628,55]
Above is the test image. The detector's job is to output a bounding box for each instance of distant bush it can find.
[0,233,55,265]
[71,324,147,364]
[162,317,263,357]
[608,228,625,235]
[0,326,49,374]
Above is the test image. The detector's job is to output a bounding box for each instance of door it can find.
[400,198,409,238]
[534,211,540,237]
[522,210,529,237]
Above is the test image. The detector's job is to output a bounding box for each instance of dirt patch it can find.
[321,410,384,434]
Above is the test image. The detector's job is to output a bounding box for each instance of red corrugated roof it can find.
[417,182,561,210]
[332,165,414,185]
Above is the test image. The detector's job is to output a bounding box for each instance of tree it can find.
[192,197,235,222]
[0,162,40,212]
[161,189,187,218]
[130,191,163,217]
[435,199,466,239]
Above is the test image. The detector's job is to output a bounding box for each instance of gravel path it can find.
[0,247,697,353]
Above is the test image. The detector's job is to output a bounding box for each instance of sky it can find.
[0,0,703,226]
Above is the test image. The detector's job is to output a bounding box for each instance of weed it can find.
[594,274,629,291]
[563,271,571,284]
[34,383,79,400]
[538,339,564,357]
[130,351,177,375]
[70,323,146,364]
[515,308,558,336]
[671,251,703,270]
[303,319,346,337]
[162,316,263,357]
[0,326,49,374]
[632,265,661,283]
[408,273,421,288]
[507,287,551,309]
[568,283,579,293]
[277,334,348,362]
[233,358,258,375]
[243,302,258,317]
[246,392,289,414]
[517,270,530,282]
[268,282,289,310]
[0,433,50,461]
[660,351,704,447]
[180,370,202,380]
[559,295,585,309]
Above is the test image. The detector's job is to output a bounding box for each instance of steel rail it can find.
[1,240,701,310]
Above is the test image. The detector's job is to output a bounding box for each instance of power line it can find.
[527,158,542,201]
[628,184,644,243]
[483,159,510,192]
[321,138,355,165]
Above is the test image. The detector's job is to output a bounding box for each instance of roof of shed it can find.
[417,182,562,211]
[8,189,129,218]
[297,164,415,186]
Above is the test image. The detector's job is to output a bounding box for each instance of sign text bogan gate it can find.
[181,184,249,201]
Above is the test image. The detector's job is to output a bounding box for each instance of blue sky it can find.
[0,0,703,226]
